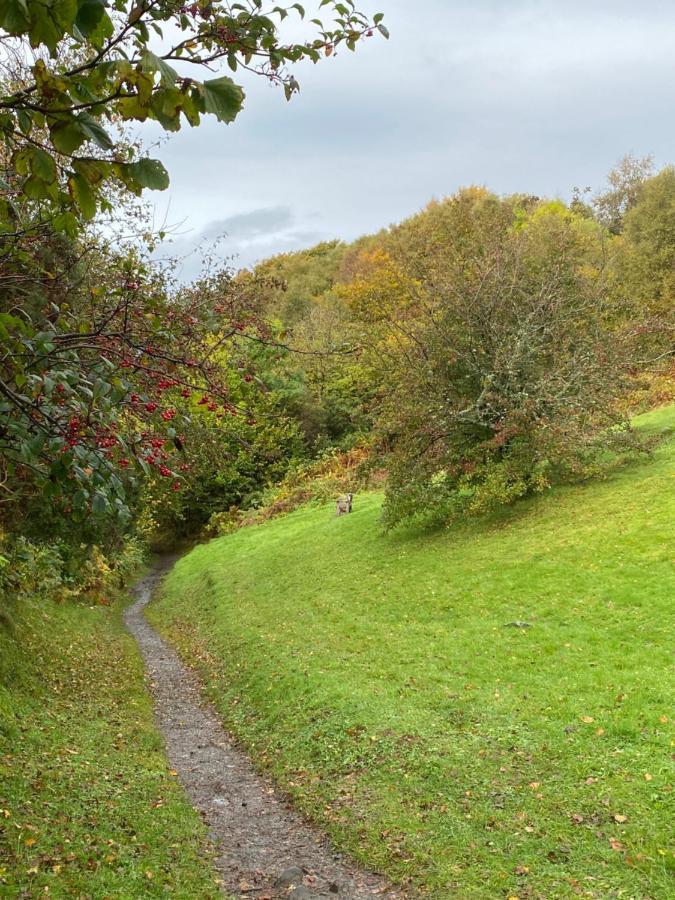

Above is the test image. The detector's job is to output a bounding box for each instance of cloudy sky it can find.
[145,0,675,279]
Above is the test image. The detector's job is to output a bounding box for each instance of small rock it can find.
[289,888,315,900]
[275,866,305,889]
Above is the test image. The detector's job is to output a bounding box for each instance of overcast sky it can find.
[145,0,675,279]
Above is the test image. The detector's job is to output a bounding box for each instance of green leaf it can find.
[52,210,80,236]
[141,49,178,88]
[69,172,97,219]
[74,0,107,37]
[73,157,110,185]
[30,147,57,182]
[77,112,114,150]
[0,0,30,34]
[93,378,111,398]
[17,108,32,134]
[50,117,86,155]
[92,492,108,515]
[22,174,49,200]
[125,157,170,191]
[202,76,245,124]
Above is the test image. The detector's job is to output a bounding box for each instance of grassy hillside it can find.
[150,405,675,899]
[0,588,221,897]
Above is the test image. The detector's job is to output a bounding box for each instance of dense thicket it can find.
[245,162,674,528]
[0,0,384,603]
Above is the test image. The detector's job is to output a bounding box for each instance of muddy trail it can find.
[125,560,408,900]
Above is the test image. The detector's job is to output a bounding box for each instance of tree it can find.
[342,191,638,527]
[594,154,654,235]
[614,165,675,368]
[0,215,269,523]
[0,0,385,525]
[0,1,386,230]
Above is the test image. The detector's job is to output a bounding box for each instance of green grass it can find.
[149,405,675,899]
[0,586,222,898]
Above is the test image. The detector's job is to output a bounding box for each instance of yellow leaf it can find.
[613,814,628,823]
[596,727,605,736]
[644,773,653,781]
[581,715,594,724]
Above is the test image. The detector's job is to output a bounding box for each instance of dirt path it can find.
[125,560,407,900]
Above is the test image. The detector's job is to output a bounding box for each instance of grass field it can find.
[150,405,675,899]
[0,586,221,897]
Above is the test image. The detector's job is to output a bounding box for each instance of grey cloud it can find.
[153,205,328,281]
[200,206,294,241]
[145,0,675,279]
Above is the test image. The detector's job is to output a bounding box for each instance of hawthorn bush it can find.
[342,190,644,527]
[0,0,384,571]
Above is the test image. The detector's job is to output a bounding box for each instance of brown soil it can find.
[125,559,409,900]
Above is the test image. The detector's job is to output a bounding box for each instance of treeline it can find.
[244,158,674,526]
[1,155,673,610]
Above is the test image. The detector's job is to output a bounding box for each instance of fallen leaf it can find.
[581,716,594,724]
[609,838,625,852]
[514,865,529,875]
[528,782,540,790]
[613,814,628,824]
[596,727,605,736]
[571,814,584,825]
[644,773,653,781]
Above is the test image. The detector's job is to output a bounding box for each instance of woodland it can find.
[0,1,673,897]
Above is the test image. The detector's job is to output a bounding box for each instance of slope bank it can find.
[149,405,675,899]
[0,581,221,897]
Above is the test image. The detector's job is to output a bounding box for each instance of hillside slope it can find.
[0,588,221,897]
[150,405,675,899]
